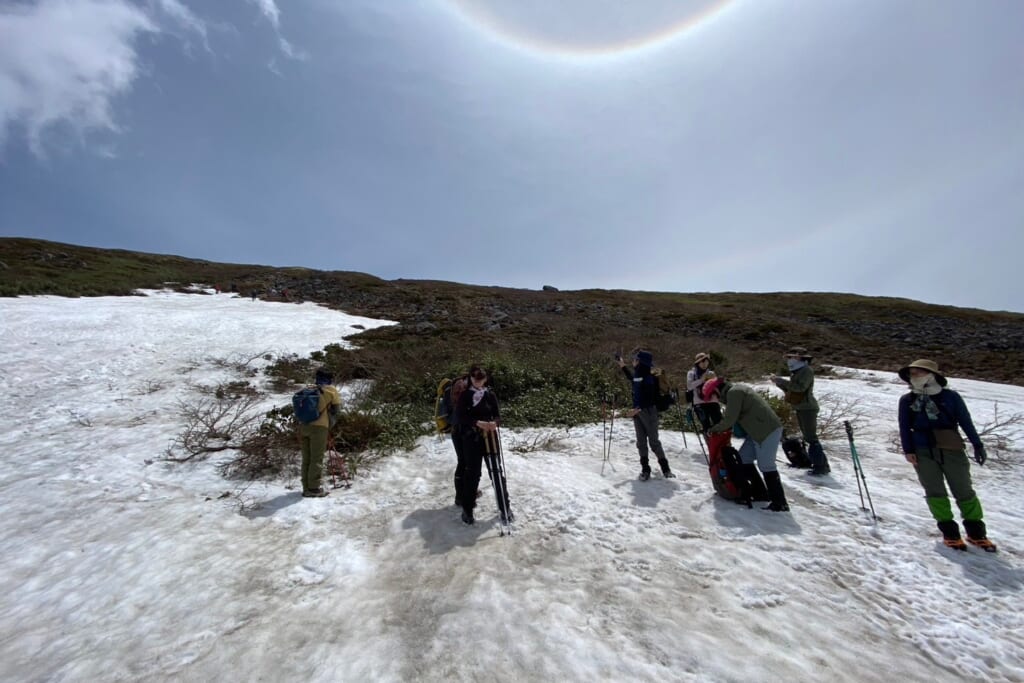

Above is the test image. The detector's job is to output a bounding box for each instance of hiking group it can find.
[295,347,997,552]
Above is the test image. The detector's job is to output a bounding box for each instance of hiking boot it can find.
[963,520,997,552]
[662,470,676,479]
[937,520,966,550]
[461,510,475,525]
[966,537,998,552]
[808,468,830,476]
[639,470,651,481]
[762,471,790,512]
[303,487,329,498]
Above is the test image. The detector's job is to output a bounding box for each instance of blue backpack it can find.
[292,387,323,424]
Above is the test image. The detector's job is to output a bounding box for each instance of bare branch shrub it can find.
[816,391,868,440]
[135,379,166,395]
[508,430,565,454]
[67,408,92,427]
[165,394,264,462]
[977,402,1023,464]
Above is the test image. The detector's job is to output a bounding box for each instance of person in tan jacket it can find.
[300,369,341,497]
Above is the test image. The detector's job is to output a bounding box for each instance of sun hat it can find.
[898,359,947,387]
[694,352,710,364]
[785,347,813,360]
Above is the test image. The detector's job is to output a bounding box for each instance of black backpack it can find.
[782,436,812,468]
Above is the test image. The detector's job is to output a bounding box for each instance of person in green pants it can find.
[299,369,341,497]
[897,359,996,552]
[772,346,830,475]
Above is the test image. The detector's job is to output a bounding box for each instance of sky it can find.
[0,0,1022,313]
[2,289,1023,681]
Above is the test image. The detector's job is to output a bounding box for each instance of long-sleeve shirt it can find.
[686,366,714,405]
[898,388,981,453]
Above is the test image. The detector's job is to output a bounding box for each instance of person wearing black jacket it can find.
[618,349,674,481]
[453,365,511,525]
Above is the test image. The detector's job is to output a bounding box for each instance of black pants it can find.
[693,403,722,431]
[451,429,465,501]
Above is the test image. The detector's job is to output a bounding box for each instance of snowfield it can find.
[1,291,1022,682]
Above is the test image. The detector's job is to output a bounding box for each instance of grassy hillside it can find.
[3,237,1023,386]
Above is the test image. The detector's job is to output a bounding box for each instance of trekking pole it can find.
[686,405,709,464]
[674,397,688,450]
[601,393,617,474]
[490,427,513,534]
[843,421,877,522]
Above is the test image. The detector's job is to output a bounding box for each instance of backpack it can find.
[292,386,324,424]
[434,376,469,434]
[782,436,812,468]
[434,378,454,434]
[706,430,769,507]
[650,368,677,412]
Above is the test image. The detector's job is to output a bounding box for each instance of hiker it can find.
[453,365,510,525]
[704,377,790,511]
[446,374,480,507]
[617,349,674,481]
[771,347,830,475]
[898,359,996,551]
[298,369,341,497]
[687,352,721,431]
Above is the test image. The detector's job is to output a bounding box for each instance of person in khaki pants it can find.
[300,369,341,497]
[897,359,995,552]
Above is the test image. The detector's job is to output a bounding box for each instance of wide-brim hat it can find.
[898,359,947,386]
[694,352,710,364]
[785,346,813,360]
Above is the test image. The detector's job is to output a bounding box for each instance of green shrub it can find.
[758,389,799,432]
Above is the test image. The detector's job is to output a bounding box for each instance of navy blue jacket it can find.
[898,388,981,453]
[621,365,657,409]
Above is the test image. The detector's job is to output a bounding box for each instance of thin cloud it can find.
[248,0,307,61]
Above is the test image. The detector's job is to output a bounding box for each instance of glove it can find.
[973,444,987,466]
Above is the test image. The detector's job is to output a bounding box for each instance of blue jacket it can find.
[898,388,981,453]
[622,364,657,409]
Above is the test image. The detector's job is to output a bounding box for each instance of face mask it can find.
[909,374,932,390]
[786,358,804,371]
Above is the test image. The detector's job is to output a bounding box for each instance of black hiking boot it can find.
[937,520,967,550]
[638,470,651,481]
[761,471,790,512]
[662,470,676,479]
[963,520,997,552]
[303,487,329,498]
[461,509,475,525]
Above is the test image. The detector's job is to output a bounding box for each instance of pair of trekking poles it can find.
[481,427,514,535]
